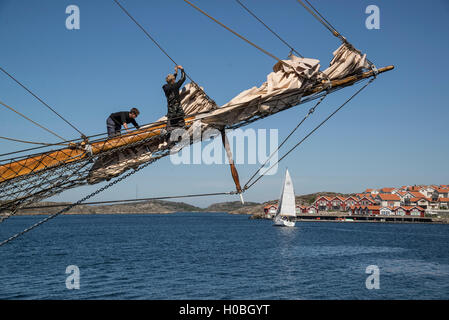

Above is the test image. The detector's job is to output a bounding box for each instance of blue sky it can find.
[0,0,448,207]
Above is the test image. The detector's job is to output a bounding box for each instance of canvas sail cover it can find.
[276,169,296,217]
[87,44,370,183]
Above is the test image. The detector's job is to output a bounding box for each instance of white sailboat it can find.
[273,169,296,227]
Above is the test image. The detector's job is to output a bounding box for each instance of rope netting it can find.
[0,63,387,218]
[0,0,394,246]
[0,126,173,218]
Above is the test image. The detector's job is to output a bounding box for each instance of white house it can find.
[419,186,436,198]
[393,207,407,216]
[375,194,401,207]
[436,188,449,198]
[379,207,393,215]
[439,198,449,209]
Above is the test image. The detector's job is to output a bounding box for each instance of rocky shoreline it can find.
[3,200,259,216]
[4,192,334,216]
[4,192,448,224]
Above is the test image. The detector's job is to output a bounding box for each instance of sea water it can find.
[0,212,448,299]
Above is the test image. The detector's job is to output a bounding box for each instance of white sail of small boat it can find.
[273,169,296,227]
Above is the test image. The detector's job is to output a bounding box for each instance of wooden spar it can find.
[0,116,193,183]
[0,65,394,184]
[220,129,244,204]
[311,65,394,94]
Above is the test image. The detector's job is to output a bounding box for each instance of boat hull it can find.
[273,217,296,227]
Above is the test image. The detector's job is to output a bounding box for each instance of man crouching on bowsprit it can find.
[106,108,140,138]
[163,65,186,130]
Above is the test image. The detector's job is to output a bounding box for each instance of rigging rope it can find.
[112,0,217,107]
[112,0,177,65]
[0,109,199,161]
[0,77,375,247]
[0,106,206,161]
[243,92,328,189]
[183,0,285,64]
[19,191,235,210]
[0,99,66,141]
[296,0,346,42]
[296,0,377,72]
[0,0,388,247]
[0,135,69,146]
[0,155,154,246]
[0,119,236,246]
[0,66,86,138]
[234,0,304,58]
[244,77,375,191]
[303,0,341,37]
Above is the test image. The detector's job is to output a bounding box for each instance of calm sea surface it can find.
[0,212,448,299]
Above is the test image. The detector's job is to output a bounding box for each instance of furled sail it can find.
[0,43,390,214]
[86,44,371,183]
[323,44,370,79]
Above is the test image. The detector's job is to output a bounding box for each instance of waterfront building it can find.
[375,194,401,207]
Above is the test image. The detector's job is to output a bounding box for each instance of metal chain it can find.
[0,155,159,247]
[0,129,172,221]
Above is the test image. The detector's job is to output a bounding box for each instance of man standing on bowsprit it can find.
[163,65,186,129]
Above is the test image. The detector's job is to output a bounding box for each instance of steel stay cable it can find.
[184,0,321,82]
[1,84,306,160]
[0,155,95,223]
[112,0,216,107]
[183,0,285,64]
[0,99,66,141]
[0,66,86,138]
[19,191,235,210]
[303,0,340,36]
[0,117,192,198]
[0,160,236,246]
[244,77,375,191]
[0,118,227,226]
[0,151,177,246]
[1,69,377,165]
[243,92,328,189]
[0,110,197,164]
[0,135,70,146]
[0,124,172,195]
[296,0,378,71]
[0,118,224,222]
[0,78,375,244]
[0,121,178,195]
[0,75,359,163]
[0,173,136,246]
[0,89,290,160]
[112,0,176,65]
[296,0,344,41]
[0,121,159,160]
[0,113,190,160]
[1,59,383,161]
[2,133,168,207]
[234,0,304,58]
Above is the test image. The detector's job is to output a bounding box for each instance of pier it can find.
[295,213,436,223]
